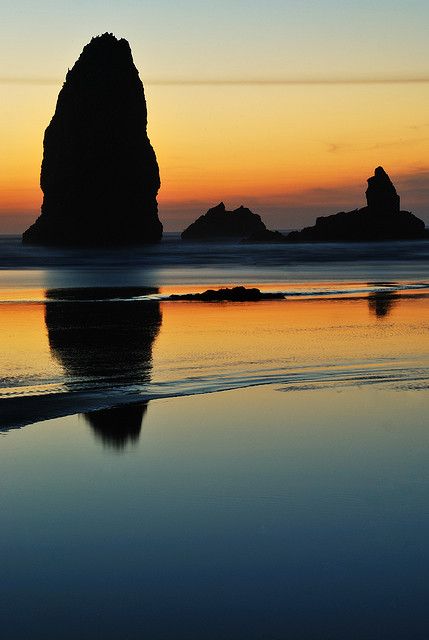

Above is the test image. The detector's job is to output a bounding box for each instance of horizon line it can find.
[4,75,429,87]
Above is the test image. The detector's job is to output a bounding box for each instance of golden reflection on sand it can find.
[0,302,57,389]
[0,287,45,301]
[0,293,428,397]
[152,295,429,380]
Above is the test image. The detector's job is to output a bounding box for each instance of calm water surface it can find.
[1,233,429,289]
[1,234,429,638]
[2,385,429,639]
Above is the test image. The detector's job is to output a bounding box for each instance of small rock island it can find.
[181,202,267,240]
[23,33,162,246]
[169,286,284,301]
[287,167,426,242]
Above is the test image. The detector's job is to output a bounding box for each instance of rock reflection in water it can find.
[368,290,399,318]
[45,287,161,449]
[85,404,148,450]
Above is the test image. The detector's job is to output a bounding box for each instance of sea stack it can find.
[181,202,267,240]
[23,33,162,246]
[287,167,426,242]
[365,166,400,214]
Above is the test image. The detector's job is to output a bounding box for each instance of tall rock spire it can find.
[23,33,162,245]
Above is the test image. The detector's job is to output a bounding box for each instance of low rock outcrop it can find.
[23,33,162,246]
[287,167,426,242]
[169,286,284,301]
[181,203,266,240]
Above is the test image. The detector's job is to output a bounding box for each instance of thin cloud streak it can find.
[4,75,429,86]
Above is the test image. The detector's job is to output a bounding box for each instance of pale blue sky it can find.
[2,1,429,83]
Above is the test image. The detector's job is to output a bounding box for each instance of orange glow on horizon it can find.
[2,82,429,230]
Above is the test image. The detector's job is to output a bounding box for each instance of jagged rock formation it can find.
[181,202,266,240]
[23,33,162,246]
[169,286,284,301]
[287,167,426,242]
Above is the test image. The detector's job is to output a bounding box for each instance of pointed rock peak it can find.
[374,166,388,177]
[94,32,120,42]
[85,32,129,50]
[368,166,395,186]
[366,166,400,214]
[207,202,226,214]
[370,166,395,188]
[71,33,134,75]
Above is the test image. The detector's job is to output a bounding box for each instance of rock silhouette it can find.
[366,167,400,214]
[23,33,162,246]
[181,203,266,240]
[169,286,284,301]
[287,167,426,242]
[45,287,162,450]
[243,229,288,243]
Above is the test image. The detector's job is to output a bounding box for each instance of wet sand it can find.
[1,291,429,431]
[1,236,428,431]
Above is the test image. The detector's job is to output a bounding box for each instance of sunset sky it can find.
[2,0,429,232]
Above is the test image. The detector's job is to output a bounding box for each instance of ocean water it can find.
[1,233,429,289]
[1,233,429,638]
[1,234,429,428]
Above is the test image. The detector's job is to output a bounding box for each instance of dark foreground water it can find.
[1,234,429,638]
[2,385,429,640]
[1,233,429,289]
